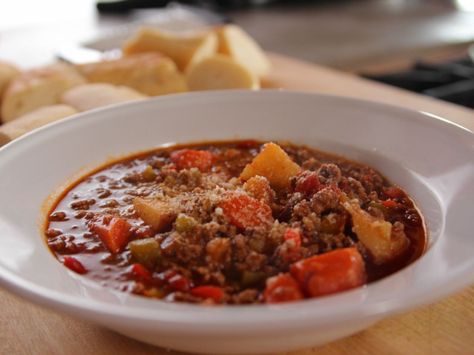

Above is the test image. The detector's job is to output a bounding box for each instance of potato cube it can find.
[240,142,301,190]
[133,197,177,232]
[343,199,409,264]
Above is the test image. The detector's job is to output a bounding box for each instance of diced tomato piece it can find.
[169,274,191,292]
[131,263,151,281]
[63,256,87,274]
[219,194,273,229]
[384,186,403,199]
[191,286,224,302]
[290,248,366,298]
[284,228,302,248]
[263,273,304,303]
[89,216,132,254]
[160,270,191,292]
[170,149,214,172]
[382,199,398,208]
[159,270,191,291]
[294,171,320,196]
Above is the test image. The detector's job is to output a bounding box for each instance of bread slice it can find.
[215,25,271,78]
[186,55,259,91]
[77,53,187,96]
[0,61,20,101]
[123,27,217,71]
[1,63,85,122]
[61,83,146,112]
[0,104,77,146]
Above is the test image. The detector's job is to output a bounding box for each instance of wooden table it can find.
[1,53,473,355]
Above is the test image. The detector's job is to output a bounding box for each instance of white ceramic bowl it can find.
[0,91,473,354]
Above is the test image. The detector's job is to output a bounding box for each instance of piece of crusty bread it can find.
[186,55,259,91]
[61,83,146,112]
[0,104,77,147]
[1,63,85,122]
[77,53,187,96]
[0,61,20,101]
[123,27,217,72]
[215,25,271,78]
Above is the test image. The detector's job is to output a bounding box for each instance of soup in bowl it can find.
[0,91,472,354]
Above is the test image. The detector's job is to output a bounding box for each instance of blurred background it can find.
[1,0,474,107]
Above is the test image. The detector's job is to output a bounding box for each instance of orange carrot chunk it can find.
[170,149,214,172]
[219,193,273,229]
[90,216,132,254]
[264,273,304,303]
[290,248,366,298]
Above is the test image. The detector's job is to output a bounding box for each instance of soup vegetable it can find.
[45,141,425,304]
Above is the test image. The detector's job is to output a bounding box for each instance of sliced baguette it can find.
[1,63,85,122]
[123,27,217,71]
[61,83,146,112]
[0,61,20,101]
[77,53,187,96]
[215,24,271,78]
[0,104,77,146]
[186,55,259,91]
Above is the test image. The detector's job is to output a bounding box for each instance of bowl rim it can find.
[0,90,473,329]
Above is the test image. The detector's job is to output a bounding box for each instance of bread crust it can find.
[61,83,146,112]
[123,27,217,71]
[0,104,77,146]
[1,63,85,122]
[77,53,187,96]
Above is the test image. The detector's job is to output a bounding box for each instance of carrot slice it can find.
[263,273,304,303]
[219,193,273,229]
[170,149,214,172]
[89,216,132,254]
[290,248,366,298]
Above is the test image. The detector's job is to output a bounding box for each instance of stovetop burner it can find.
[363,56,474,109]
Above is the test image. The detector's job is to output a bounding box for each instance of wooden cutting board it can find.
[1,53,473,355]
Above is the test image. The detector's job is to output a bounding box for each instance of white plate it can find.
[0,91,472,354]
